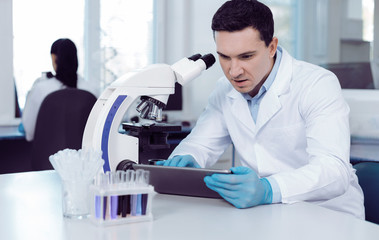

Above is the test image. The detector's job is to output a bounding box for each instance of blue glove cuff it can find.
[259,178,273,204]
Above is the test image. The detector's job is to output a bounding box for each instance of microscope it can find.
[82,54,215,172]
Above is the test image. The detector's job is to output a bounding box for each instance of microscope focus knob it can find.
[116,160,136,171]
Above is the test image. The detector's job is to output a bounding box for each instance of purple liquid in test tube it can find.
[110,196,118,219]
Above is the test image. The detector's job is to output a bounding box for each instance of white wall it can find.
[84,0,102,97]
[157,0,232,167]
[159,0,225,122]
[375,0,379,59]
[299,0,345,65]
[372,0,379,87]
[0,0,16,124]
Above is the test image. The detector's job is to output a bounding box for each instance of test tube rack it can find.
[90,170,154,226]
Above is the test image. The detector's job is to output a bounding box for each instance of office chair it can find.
[31,88,97,171]
[354,162,379,224]
[321,62,374,89]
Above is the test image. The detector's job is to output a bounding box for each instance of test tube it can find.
[94,173,102,219]
[103,172,111,220]
[135,169,144,186]
[143,170,150,186]
[109,172,118,220]
[116,171,125,216]
[124,170,135,217]
[130,170,139,216]
[135,169,145,216]
[141,170,150,215]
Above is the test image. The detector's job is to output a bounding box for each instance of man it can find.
[157,0,364,219]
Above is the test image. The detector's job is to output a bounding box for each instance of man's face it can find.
[215,27,278,97]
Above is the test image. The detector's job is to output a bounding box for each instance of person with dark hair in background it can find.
[158,0,365,219]
[21,38,79,141]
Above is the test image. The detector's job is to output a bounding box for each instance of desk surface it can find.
[350,143,379,163]
[0,125,25,140]
[350,137,379,161]
[1,170,378,240]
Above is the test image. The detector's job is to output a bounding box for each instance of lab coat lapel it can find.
[255,90,281,131]
[255,49,292,131]
[228,89,257,131]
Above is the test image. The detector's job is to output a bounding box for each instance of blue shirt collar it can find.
[243,46,283,101]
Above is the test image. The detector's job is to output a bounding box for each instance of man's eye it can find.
[240,55,253,60]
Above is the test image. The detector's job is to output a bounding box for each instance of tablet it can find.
[132,164,232,198]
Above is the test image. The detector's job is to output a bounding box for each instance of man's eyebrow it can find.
[216,51,228,57]
[217,51,257,58]
[237,51,256,57]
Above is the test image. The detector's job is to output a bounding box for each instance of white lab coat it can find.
[22,75,65,141]
[171,47,365,219]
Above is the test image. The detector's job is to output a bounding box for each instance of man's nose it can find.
[229,59,243,79]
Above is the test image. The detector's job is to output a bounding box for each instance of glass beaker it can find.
[61,180,91,219]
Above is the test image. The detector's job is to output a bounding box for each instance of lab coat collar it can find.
[268,46,292,97]
[227,46,292,132]
[256,47,292,130]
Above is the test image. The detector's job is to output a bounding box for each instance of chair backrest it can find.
[31,88,97,171]
[321,62,374,89]
[354,162,379,224]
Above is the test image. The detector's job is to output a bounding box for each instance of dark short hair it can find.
[50,38,78,88]
[211,0,274,46]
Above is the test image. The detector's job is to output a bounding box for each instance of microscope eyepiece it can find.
[200,54,216,70]
[188,53,202,61]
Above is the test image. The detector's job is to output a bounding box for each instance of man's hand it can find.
[204,166,272,208]
[155,155,201,168]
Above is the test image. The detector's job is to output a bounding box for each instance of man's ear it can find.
[269,37,278,58]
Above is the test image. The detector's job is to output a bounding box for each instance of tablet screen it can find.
[132,164,231,198]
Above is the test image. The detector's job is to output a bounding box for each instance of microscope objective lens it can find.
[136,100,149,113]
[139,104,150,119]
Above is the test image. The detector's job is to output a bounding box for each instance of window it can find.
[362,0,374,42]
[13,0,85,108]
[13,0,154,108]
[99,0,154,88]
[261,0,299,57]
[362,0,374,59]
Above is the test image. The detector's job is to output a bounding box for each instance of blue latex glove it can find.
[18,123,25,133]
[155,155,201,168]
[204,166,272,208]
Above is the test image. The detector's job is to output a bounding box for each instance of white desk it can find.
[1,171,379,240]
[0,125,25,140]
[350,137,379,163]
